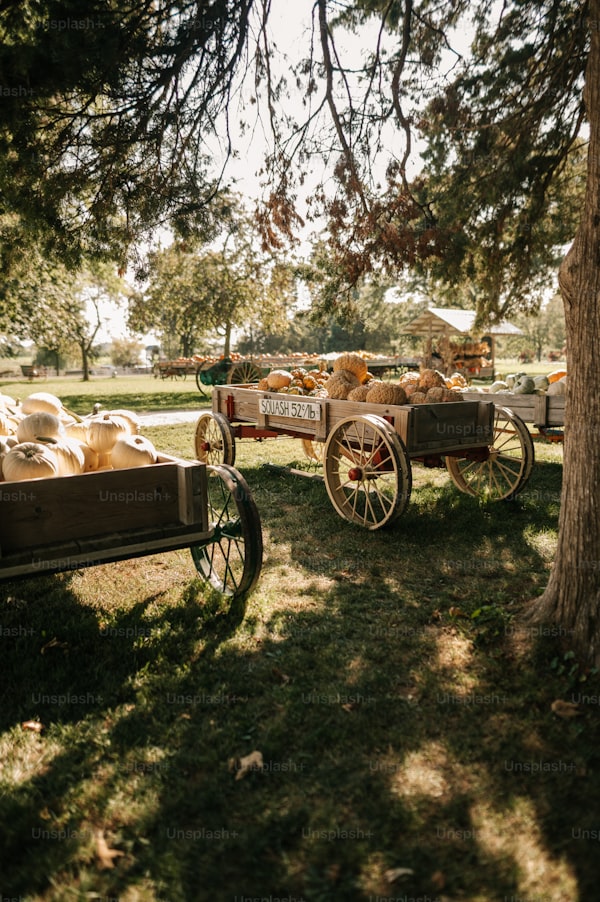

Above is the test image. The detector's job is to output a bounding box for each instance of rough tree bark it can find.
[527,0,600,666]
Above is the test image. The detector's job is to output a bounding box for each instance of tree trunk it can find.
[80,341,90,381]
[223,321,232,357]
[526,1,600,666]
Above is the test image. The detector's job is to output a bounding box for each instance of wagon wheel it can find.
[323,414,412,529]
[190,464,262,598]
[194,412,236,466]
[446,405,534,501]
[301,438,324,464]
[227,361,262,385]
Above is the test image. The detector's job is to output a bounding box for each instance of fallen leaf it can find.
[41,637,69,654]
[94,829,125,869]
[385,867,415,882]
[232,750,264,780]
[21,720,43,733]
[431,870,446,890]
[272,666,291,685]
[448,607,468,619]
[551,699,582,718]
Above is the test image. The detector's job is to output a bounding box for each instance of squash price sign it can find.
[258,396,323,422]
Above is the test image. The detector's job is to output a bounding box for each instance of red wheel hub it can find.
[347,466,363,481]
[201,441,211,451]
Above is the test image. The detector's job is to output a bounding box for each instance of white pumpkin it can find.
[20,392,63,416]
[64,420,89,443]
[108,409,140,434]
[38,437,84,476]
[0,411,14,435]
[111,435,158,469]
[78,442,99,472]
[0,392,17,408]
[3,442,59,481]
[87,414,130,468]
[16,412,64,444]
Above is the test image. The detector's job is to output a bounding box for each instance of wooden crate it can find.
[460,391,565,427]
[213,386,494,456]
[0,455,209,579]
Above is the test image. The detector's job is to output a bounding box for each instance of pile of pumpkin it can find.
[253,354,463,404]
[474,369,567,396]
[0,391,158,482]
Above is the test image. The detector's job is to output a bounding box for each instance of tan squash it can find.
[87,414,130,467]
[2,442,59,481]
[37,436,84,476]
[21,392,63,416]
[16,412,64,444]
[111,435,158,469]
[107,409,141,434]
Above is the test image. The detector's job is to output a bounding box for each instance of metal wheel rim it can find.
[446,405,534,500]
[190,464,262,598]
[323,414,411,529]
[194,412,235,466]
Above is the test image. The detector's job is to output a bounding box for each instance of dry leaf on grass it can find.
[271,666,291,685]
[229,750,264,780]
[551,699,582,718]
[40,637,69,654]
[21,720,43,733]
[385,866,415,882]
[94,829,125,869]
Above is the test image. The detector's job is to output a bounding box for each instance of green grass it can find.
[2,394,597,902]
[0,373,211,416]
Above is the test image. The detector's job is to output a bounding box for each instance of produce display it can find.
[0,391,158,482]
[249,353,466,404]
[469,369,567,397]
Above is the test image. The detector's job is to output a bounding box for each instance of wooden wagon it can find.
[193,386,535,530]
[460,390,565,440]
[0,454,262,599]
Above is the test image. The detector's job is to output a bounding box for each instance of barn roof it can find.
[404,306,522,336]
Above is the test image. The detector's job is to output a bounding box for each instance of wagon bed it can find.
[460,390,565,433]
[194,385,534,530]
[0,453,262,598]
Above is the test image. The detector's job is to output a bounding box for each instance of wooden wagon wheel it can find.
[446,405,534,501]
[301,438,324,464]
[194,412,236,466]
[227,361,262,384]
[190,464,263,598]
[323,414,412,529]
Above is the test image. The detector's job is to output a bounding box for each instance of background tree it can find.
[129,202,294,356]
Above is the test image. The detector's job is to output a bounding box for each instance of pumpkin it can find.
[2,442,59,481]
[513,376,536,395]
[547,376,566,395]
[333,353,368,383]
[107,409,141,434]
[37,436,84,476]
[21,392,63,416]
[418,369,445,391]
[548,369,567,384]
[365,382,407,405]
[16,412,64,444]
[266,370,292,390]
[111,435,158,469]
[410,391,428,404]
[0,392,17,408]
[533,375,550,391]
[64,420,89,443]
[87,414,130,467]
[426,386,445,403]
[78,443,99,472]
[325,370,360,399]
[347,385,371,402]
[489,380,509,393]
[0,410,14,435]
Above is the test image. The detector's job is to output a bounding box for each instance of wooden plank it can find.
[0,523,212,580]
[0,458,208,556]
[177,461,208,528]
[460,391,565,427]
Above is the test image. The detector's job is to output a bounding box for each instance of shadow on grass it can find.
[2,453,599,901]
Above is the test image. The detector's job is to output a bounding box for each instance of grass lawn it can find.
[2,383,597,902]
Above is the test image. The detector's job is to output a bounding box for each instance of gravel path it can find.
[138,409,201,426]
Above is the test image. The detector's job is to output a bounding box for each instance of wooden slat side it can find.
[177,462,208,528]
[0,463,182,553]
